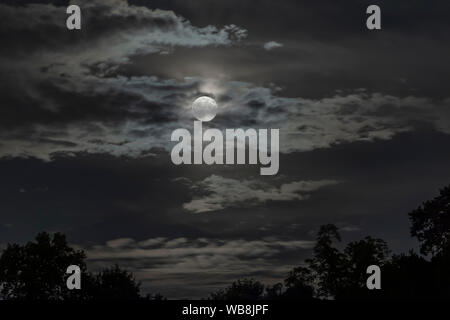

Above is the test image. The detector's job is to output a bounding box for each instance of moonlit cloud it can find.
[183,174,340,213]
[1,72,449,160]
[263,41,283,50]
[0,0,248,160]
[82,236,315,298]
[106,237,135,248]
[1,1,449,162]
[86,237,314,260]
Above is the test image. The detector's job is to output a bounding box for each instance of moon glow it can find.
[192,96,218,122]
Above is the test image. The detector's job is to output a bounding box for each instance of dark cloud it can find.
[135,0,450,40]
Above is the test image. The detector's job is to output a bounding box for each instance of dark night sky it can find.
[0,0,449,298]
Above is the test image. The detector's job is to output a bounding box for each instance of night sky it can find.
[1,0,450,298]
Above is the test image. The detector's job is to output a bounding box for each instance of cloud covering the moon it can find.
[1,0,450,161]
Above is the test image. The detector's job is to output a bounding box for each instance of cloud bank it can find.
[82,236,315,298]
[1,1,450,161]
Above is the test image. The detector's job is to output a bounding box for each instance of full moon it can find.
[192,96,218,122]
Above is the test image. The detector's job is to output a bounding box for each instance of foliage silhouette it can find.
[381,251,434,299]
[306,224,347,298]
[264,282,284,300]
[409,185,450,256]
[0,232,159,300]
[209,278,265,300]
[283,266,314,299]
[0,232,86,300]
[210,184,450,300]
[336,236,390,299]
[85,264,141,300]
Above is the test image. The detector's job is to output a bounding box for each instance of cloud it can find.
[83,236,315,298]
[263,41,283,51]
[1,70,450,161]
[213,85,450,153]
[1,1,450,163]
[0,0,247,160]
[106,237,135,248]
[87,237,315,260]
[183,175,339,213]
[340,225,361,232]
[0,0,247,59]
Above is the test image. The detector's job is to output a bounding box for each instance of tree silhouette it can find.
[2,184,450,300]
[431,245,450,297]
[380,251,434,299]
[86,264,141,300]
[209,278,265,300]
[283,266,314,299]
[209,184,450,300]
[306,224,347,298]
[0,232,152,300]
[264,282,283,300]
[409,185,450,256]
[0,232,86,300]
[336,236,390,299]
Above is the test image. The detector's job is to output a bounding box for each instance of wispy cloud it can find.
[263,41,283,51]
[83,236,315,298]
[183,175,339,213]
[0,0,247,160]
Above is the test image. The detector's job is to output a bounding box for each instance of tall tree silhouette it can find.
[408,185,450,297]
[409,185,450,256]
[307,224,347,298]
[304,225,389,299]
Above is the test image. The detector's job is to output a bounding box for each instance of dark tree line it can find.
[209,185,450,300]
[0,232,163,300]
[0,185,449,300]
